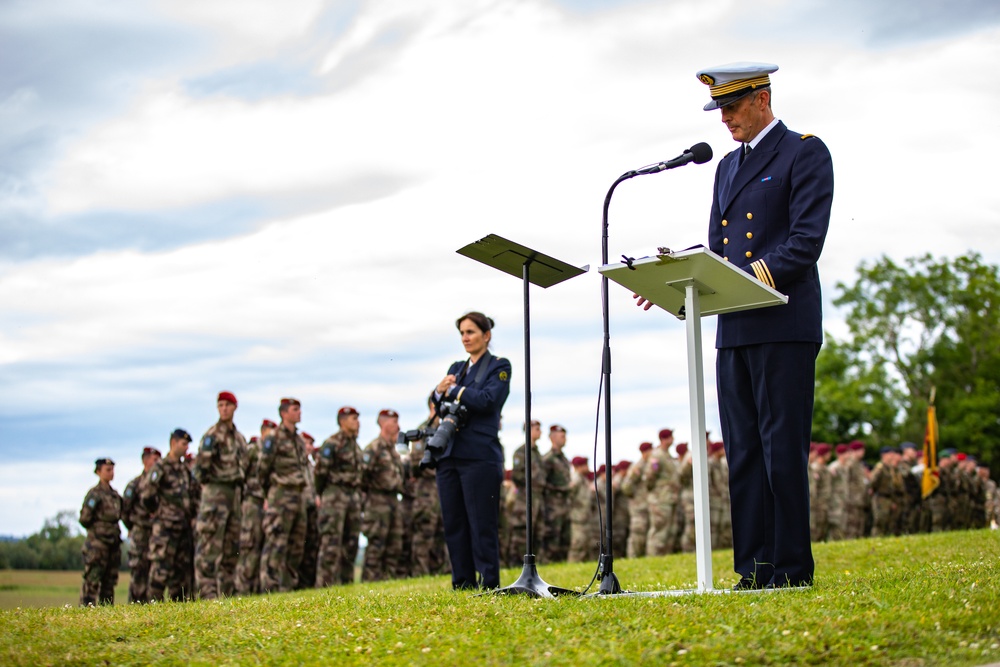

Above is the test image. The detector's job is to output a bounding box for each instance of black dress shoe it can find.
[732,577,764,591]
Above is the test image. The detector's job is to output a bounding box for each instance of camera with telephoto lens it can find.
[420,401,468,469]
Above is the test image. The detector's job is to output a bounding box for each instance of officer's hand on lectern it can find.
[632,293,653,311]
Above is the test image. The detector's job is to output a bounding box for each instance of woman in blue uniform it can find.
[433,311,511,589]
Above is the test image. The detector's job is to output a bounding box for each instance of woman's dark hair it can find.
[455,311,494,334]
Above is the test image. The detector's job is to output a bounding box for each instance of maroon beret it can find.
[549,424,566,433]
[676,443,689,456]
[835,444,848,454]
[279,397,301,410]
[659,429,673,440]
[639,442,653,453]
[378,409,399,422]
[337,406,359,419]
[261,419,277,429]
[849,440,865,451]
[217,391,237,406]
[571,456,588,467]
[142,447,161,458]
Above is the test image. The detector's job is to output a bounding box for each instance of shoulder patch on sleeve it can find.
[124,487,133,498]
[363,452,371,464]
[321,446,332,459]
[150,470,159,482]
[800,133,815,140]
[86,496,97,508]
[201,435,214,451]
[263,438,274,452]
[499,370,508,382]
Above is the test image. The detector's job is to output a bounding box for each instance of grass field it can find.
[0,570,130,610]
[1,530,998,666]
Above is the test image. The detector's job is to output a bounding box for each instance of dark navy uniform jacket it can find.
[434,353,511,464]
[709,121,834,348]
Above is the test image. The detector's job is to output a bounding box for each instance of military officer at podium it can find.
[638,62,833,588]
[701,61,832,588]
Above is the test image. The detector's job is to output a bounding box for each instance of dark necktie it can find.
[739,143,752,166]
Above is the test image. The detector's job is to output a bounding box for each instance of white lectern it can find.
[599,246,787,595]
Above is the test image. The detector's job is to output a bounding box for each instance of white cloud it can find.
[3,0,1000,533]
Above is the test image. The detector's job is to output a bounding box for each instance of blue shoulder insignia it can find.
[263,438,274,453]
[202,435,214,451]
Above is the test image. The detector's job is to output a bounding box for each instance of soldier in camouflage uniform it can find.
[297,431,320,589]
[962,455,985,529]
[929,449,957,532]
[193,391,247,600]
[825,444,849,540]
[361,409,406,582]
[645,433,681,556]
[541,424,572,563]
[409,405,447,577]
[869,446,905,537]
[568,457,599,562]
[508,420,545,563]
[79,457,123,606]
[621,442,652,558]
[808,444,832,543]
[143,430,200,602]
[122,447,160,603]
[980,466,998,528]
[844,441,869,539]
[708,441,732,549]
[315,406,363,587]
[258,398,309,593]
[898,442,923,534]
[611,461,630,558]
[675,442,697,553]
[236,420,276,594]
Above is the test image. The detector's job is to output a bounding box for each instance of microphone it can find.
[635,142,713,174]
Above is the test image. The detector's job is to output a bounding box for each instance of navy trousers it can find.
[717,342,818,587]
[435,456,503,589]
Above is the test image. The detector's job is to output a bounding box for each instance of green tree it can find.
[829,252,1000,471]
[812,336,902,449]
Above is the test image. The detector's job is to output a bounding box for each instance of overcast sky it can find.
[2,0,999,536]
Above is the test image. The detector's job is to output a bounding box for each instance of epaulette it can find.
[724,150,733,158]
[800,133,816,140]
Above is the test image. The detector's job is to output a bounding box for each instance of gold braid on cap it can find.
[710,75,771,98]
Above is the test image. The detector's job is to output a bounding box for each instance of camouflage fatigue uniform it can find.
[314,429,363,587]
[143,457,199,602]
[258,423,309,593]
[79,482,122,606]
[985,477,999,527]
[898,461,922,534]
[808,460,832,543]
[122,472,154,603]
[541,449,572,563]
[567,475,599,563]
[928,466,953,532]
[236,438,265,594]
[644,449,681,556]
[193,420,247,599]
[508,443,545,562]
[844,458,868,539]
[620,458,649,558]
[825,459,847,540]
[409,434,447,576]
[676,455,696,553]
[709,456,733,549]
[869,462,904,537]
[968,471,986,529]
[611,478,630,558]
[360,435,405,582]
[297,454,320,589]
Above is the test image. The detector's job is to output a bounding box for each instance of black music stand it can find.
[457,233,588,598]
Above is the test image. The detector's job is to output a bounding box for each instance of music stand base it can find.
[490,555,580,598]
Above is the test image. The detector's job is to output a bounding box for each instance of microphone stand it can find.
[596,168,641,595]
